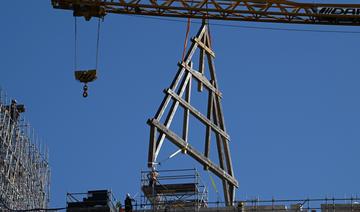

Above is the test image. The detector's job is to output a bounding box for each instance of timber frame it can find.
[147,22,238,206]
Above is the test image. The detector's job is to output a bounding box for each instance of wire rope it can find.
[74,17,78,71]
[124,14,360,34]
[95,18,102,70]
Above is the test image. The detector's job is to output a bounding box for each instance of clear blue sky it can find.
[1,1,360,208]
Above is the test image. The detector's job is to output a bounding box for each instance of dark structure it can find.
[67,190,117,212]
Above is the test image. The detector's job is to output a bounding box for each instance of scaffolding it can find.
[140,169,208,210]
[0,89,50,210]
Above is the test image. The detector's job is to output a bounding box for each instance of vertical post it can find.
[211,91,231,204]
[204,86,213,170]
[182,63,192,153]
[147,125,157,168]
[198,46,205,92]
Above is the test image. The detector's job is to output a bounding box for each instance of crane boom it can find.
[52,0,360,25]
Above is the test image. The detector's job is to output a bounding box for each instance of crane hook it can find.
[74,70,97,98]
[82,84,88,98]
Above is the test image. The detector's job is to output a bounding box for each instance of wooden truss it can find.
[147,23,238,205]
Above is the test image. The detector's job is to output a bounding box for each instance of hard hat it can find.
[126,193,130,197]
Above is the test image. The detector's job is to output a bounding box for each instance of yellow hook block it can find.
[74,69,97,83]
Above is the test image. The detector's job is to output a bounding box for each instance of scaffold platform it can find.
[140,169,208,210]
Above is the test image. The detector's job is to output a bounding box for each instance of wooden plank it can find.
[212,92,230,205]
[182,76,191,153]
[198,41,205,92]
[222,180,231,206]
[154,67,186,120]
[166,89,230,141]
[193,37,215,58]
[207,52,219,89]
[179,62,222,98]
[154,74,192,159]
[205,46,236,192]
[206,56,235,203]
[149,119,238,188]
[229,185,235,206]
[204,90,213,169]
[147,124,157,167]
[214,93,235,178]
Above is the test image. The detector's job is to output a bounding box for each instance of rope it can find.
[123,14,360,34]
[207,20,212,48]
[206,170,222,205]
[182,0,194,61]
[74,17,101,71]
[95,18,101,70]
[182,17,191,61]
[74,17,78,71]
[204,1,212,48]
[207,171,218,194]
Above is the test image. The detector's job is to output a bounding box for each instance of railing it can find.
[133,197,360,211]
[140,168,208,210]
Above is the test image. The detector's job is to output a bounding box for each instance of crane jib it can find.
[318,7,360,16]
[51,0,360,25]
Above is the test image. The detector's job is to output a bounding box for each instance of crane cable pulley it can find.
[74,17,101,98]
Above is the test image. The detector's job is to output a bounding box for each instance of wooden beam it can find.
[166,88,230,141]
[212,92,231,205]
[214,94,235,178]
[198,47,205,92]
[182,74,191,154]
[193,37,216,58]
[179,62,222,98]
[147,124,157,167]
[154,67,186,120]
[148,118,239,187]
[154,74,192,159]
[198,27,207,92]
[204,90,213,170]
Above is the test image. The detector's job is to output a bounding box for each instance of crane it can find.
[51,0,360,207]
[52,0,360,25]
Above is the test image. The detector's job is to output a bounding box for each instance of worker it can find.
[124,193,134,212]
[116,201,123,212]
[237,201,245,212]
[9,99,19,122]
[147,168,158,187]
